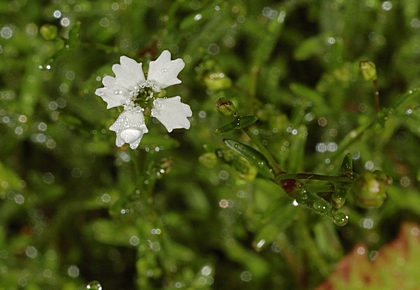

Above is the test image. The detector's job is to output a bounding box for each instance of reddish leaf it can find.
[317,222,420,290]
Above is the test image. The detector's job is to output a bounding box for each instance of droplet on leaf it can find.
[87,280,102,290]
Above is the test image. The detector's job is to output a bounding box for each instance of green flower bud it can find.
[40,24,58,40]
[359,61,377,81]
[215,148,235,163]
[203,72,232,91]
[159,157,173,175]
[352,170,392,208]
[156,89,166,98]
[216,97,236,116]
[199,152,218,168]
[232,156,258,181]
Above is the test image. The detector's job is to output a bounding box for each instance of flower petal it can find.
[95,76,128,109]
[151,96,192,133]
[95,57,146,109]
[109,107,148,149]
[147,50,185,91]
[113,56,146,88]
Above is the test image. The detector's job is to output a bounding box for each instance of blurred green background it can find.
[1,0,420,289]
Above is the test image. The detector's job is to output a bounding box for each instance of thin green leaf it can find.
[223,139,274,179]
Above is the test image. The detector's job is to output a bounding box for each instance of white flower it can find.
[95,50,185,108]
[109,106,148,149]
[151,97,192,133]
[95,50,192,149]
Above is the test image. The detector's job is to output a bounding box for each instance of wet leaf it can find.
[223,139,274,179]
[215,116,258,134]
[316,222,420,290]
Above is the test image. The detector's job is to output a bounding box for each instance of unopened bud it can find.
[199,152,218,168]
[359,61,377,81]
[216,98,236,116]
[159,157,173,175]
[352,170,392,208]
[156,89,166,98]
[232,156,258,181]
[40,24,58,40]
[204,72,232,91]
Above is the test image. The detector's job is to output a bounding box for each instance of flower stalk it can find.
[242,126,284,176]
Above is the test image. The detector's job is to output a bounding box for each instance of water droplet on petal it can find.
[120,129,141,143]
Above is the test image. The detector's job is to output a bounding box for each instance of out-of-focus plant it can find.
[2,0,420,289]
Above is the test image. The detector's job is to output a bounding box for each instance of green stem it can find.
[297,217,331,277]
[373,79,380,113]
[314,88,419,173]
[249,65,259,113]
[276,173,354,183]
[132,149,147,193]
[314,118,375,172]
[81,42,119,53]
[242,126,284,176]
[304,184,335,193]
[274,233,304,288]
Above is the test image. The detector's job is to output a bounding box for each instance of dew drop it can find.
[333,212,348,226]
[87,280,102,290]
[38,64,52,71]
[313,200,327,211]
[121,129,141,143]
[255,239,265,249]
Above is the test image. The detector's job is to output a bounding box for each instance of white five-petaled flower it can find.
[95,50,192,149]
[95,50,185,109]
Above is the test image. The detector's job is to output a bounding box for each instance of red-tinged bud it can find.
[359,61,377,81]
[216,98,236,116]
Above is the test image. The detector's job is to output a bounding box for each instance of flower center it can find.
[128,85,141,100]
[120,128,142,143]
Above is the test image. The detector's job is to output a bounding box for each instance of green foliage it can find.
[1,0,420,289]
